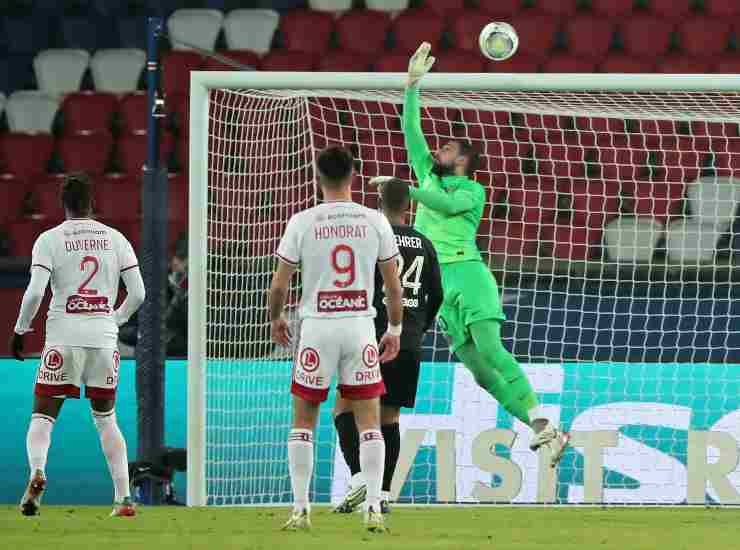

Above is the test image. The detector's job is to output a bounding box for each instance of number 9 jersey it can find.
[31,219,139,349]
[276,201,399,320]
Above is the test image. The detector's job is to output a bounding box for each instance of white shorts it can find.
[35,346,121,400]
[291,317,385,403]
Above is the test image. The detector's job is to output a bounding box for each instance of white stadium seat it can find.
[665,218,724,264]
[223,9,279,54]
[604,216,664,263]
[168,9,224,52]
[365,0,410,14]
[686,175,740,230]
[34,49,90,96]
[6,91,59,133]
[309,0,353,13]
[91,49,146,93]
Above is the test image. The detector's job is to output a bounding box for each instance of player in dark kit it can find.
[333,177,443,514]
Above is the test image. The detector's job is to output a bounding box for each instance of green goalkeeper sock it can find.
[455,320,539,425]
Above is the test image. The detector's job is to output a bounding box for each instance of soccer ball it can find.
[479,22,519,62]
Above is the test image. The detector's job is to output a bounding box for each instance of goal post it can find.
[187,71,740,507]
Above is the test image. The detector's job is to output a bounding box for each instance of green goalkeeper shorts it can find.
[438,260,506,352]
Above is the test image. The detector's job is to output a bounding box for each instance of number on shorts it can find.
[78,256,100,296]
[331,244,356,288]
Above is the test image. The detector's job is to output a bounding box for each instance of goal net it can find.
[187,73,740,507]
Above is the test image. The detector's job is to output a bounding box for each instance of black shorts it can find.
[380,348,422,409]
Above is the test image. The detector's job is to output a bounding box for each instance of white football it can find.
[479,22,519,61]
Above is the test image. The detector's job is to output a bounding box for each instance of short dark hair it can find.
[61,173,93,216]
[379,178,409,214]
[316,146,354,190]
[455,140,481,177]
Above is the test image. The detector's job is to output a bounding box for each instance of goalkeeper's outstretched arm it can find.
[403,42,435,184]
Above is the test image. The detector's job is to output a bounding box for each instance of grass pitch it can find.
[0,505,733,550]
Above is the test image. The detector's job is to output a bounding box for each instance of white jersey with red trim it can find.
[31,218,139,348]
[276,201,399,320]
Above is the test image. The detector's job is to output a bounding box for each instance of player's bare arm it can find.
[269,259,296,346]
[377,258,402,364]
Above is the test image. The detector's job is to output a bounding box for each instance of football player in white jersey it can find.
[270,146,403,533]
[9,174,146,517]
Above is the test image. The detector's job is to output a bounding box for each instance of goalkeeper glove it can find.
[408,42,435,87]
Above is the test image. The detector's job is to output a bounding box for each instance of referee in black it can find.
[333,177,443,514]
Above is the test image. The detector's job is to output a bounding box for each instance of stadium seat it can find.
[259,50,316,71]
[8,220,53,257]
[91,49,146,93]
[478,0,522,17]
[564,16,615,60]
[486,53,542,73]
[423,0,465,18]
[489,220,539,258]
[93,174,140,222]
[336,10,391,56]
[540,224,599,260]
[34,49,90,97]
[568,178,621,229]
[32,174,66,222]
[677,18,731,57]
[60,15,116,50]
[162,51,205,97]
[365,0,409,13]
[318,51,373,71]
[647,0,693,19]
[656,55,711,74]
[117,16,148,49]
[0,16,52,55]
[374,53,409,72]
[61,92,117,136]
[505,175,557,224]
[59,134,113,174]
[5,91,59,133]
[591,0,633,17]
[459,109,513,141]
[537,0,579,16]
[510,13,559,58]
[599,54,655,73]
[543,54,598,74]
[279,10,334,56]
[620,17,675,58]
[604,216,663,262]
[704,0,740,17]
[391,9,445,54]
[118,132,172,175]
[434,50,486,73]
[665,219,724,264]
[223,9,279,54]
[451,10,491,53]
[633,180,685,222]
[168,9,224,52]
[309,0,352,12]
[686,175,740,229]
[202,50,260,70]
[574,115,626,135]
[0,176,28,225]
[0,54,37,94]
[485,141,530,175]
[534,141,587,178]
[713,54,740,74]
[0,134,53,179]
[597,141,649,182]
[118,93,147,134]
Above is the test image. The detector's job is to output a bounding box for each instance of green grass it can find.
[0,506,734,550]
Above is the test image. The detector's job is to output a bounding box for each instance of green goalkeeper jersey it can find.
[402,86,486,264]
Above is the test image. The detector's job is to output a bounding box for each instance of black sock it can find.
[381,422,400,493]
[334,412,361,476]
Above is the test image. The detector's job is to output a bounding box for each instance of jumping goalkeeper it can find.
[400,42,569,465]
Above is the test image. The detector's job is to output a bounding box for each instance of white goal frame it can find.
[187,71,740,507]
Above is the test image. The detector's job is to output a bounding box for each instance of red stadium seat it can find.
[460,109,513,141]
[452,10,492,53]
[0,134,54,179]
[489,220,539,258]
[479,0,523,18]
[574,116,626,135]
[534,140,588,178]
[391,9,445,54]
[486,53,542,73]
[599,54,655,73]
[597,141,649,182]
[633,180,685,222]
[543,54,598,74]
[504,175,557,224]
[647,0,693,19]
[678,18,731,57]
[58,134,113,174]
[0,175,29,225]
[659,141,702,184]
[118,132,172,175]
[349,99,400,133]
[61,92,116,136]
[713,54,740,74]
[510,13,559,58]
[374,53,408,72]
[202,50,260,71]
[538,0,579,16]
[8,220,55,257]
[118,92,147,134]
[516,114,566,143]
[32,174,65,222]
[656,55,712,74]
[336,10,391,56]
[110,220,141,252]
[259,51,316,71]
[540,224,599,260]
[564,16,615,60]
[424,0,465,18]
[279,10,334,56]
[318,51,373,72]
[485,141,530,175]
[591,0,633,17]
[434,50,485,73]
[620,17,675,58]
[162,51,205,98]
[93,174,140,222]
[704,0,740,17]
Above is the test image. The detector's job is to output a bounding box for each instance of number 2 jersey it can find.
[31,218,139,349]
[276,201,400,320]
[373,225,443,352]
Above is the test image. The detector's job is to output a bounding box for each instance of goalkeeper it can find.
[401,42,569,465]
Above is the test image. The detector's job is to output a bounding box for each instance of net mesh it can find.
[199,86,740,506]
